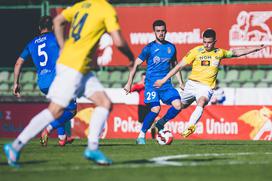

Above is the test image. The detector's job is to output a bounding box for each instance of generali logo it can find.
[229,11,272,46]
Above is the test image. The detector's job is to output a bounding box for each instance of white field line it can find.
[2,152,272,172]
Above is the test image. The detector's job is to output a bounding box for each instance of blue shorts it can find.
[144,87,180,107]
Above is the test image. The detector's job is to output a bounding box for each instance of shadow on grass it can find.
[0,160,48,167]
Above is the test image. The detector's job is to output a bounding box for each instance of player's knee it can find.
[172,100,182,110]
[151,106,160,113]
[48,102,64,119]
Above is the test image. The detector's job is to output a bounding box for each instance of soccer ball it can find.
[156,129,173,145]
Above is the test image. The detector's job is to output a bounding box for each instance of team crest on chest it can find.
[167,47,171,54]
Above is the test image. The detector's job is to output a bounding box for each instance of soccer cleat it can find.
[182,125,196,138]
[3,144,20,168]
[66,136,75,144]
[58,136,75,146]
[58,139,66,147]
[84,148,112,165]
[40,129,49,146]
[136,137,146,145]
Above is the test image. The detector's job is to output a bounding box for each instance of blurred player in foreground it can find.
[13,16,76,147]
[154,28,265,138]
[4,0,134,167]
[124,20,184,144]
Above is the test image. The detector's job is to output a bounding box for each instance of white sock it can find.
[138,131,146,138]
[188,106,203,126]
[58,135,66,140]
[88,107,109,151]
[12,109,54,151]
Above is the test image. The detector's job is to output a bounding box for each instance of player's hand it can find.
[154,79,164,88]
[13,83,21,98]
[123,83,131,95]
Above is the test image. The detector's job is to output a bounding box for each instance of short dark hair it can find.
[39,16,53,31]
[203,28,216,40]
[152,20,166,30]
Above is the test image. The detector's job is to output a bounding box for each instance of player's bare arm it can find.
[110,30,134,68]
[124,58,143,94]
[154,59,187,88]
[231,44,265,57]
[53,14,67,50]
[171,59,185,90]
[13,57,24,98]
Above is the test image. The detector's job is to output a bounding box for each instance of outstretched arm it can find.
[13,57,25,98]
[110,30,135,68]
[172,59,185,90]
[231,44,265,57]
[124,58,143,94]
[154,59,187,88]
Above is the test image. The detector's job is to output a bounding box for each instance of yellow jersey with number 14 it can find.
[57,0,120,74]
[184,45,233,89]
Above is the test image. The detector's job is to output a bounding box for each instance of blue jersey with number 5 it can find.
[20,32,59,92]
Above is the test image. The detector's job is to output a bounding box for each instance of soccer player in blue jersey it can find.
[124,20,184,144]
[13,16,77,147]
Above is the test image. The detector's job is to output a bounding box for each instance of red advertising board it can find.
[52,3,272,66]
[73,104,272,140]
[1,103,271,140]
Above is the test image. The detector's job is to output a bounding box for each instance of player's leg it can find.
[182,81,213,137]
[4,102,64,167]
[81,73,112,165]
[137,104,160,144]
[40,106,76,146]
[155,88,183,132]
[4,64,82,167]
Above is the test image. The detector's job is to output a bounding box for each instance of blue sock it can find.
[57,126,65,136]
[141,111,158,133]
[50,109,75,135]
[156,106,181,131]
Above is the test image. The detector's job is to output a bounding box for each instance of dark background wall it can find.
[0,9,40,68]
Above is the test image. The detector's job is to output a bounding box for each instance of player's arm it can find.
[154,59,187,88]
[110,30,134,68]
[124,58,143,94]
[13,57,25,98]
[53,14,67,50]
[230,44,265,57]
[171,59,185,90]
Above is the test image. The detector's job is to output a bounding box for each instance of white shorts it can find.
[47,64,104,107]
[180,80,213,107]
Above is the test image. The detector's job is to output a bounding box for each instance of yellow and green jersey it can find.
[184,45,233,88]
[58,0,120,74]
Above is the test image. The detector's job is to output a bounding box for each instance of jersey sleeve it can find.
[138,45,149,62]
[222,49,233,58]
[104,5,120,33]
[171,45,177,62]
[183,48,196,64]
[19,45,30,61]
[61,5,77,22]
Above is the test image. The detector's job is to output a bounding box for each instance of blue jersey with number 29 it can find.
[20,32,59,91]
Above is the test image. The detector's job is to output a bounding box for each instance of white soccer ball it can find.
[156,129,174,145]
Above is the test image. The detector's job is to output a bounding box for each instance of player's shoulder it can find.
[144,41,156,49]
[189,45,204,54]
[164,41,176,49]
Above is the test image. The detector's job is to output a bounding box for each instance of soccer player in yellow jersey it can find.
[4,0,134,167]
[154,28,264,138]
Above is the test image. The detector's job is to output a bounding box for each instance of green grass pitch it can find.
[1,138,272,181]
